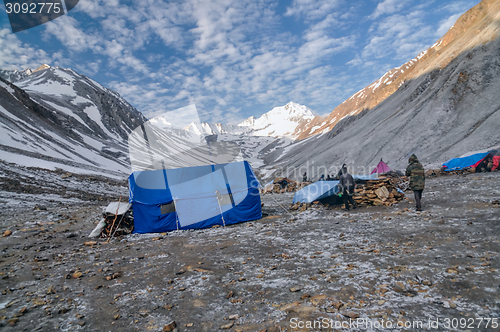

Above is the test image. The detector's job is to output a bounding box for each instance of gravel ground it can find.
[0,172,499,332]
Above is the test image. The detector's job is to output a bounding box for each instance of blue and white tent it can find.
[129,161,262,233]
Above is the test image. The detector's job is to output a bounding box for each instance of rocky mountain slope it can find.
[263,0,500,180]
[295,0,500,140]
[0,66,147,178]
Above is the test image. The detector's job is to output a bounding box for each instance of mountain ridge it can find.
[295,0,500,140]
[0,66,147,177]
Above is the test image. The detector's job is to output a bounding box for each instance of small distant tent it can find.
[129,161,262,233]
[293,174,379,204]
[371,159,392,174]
[442,150,500,171]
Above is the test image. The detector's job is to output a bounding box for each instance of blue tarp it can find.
[129,161,262,233]
[442,152,489,171]
[293,181,340,204]
[292,174,380,204]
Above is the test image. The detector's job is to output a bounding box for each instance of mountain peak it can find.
[33,64,51,73]
[238,102,314,138]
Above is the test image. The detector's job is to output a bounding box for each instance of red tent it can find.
[371,159,392,174]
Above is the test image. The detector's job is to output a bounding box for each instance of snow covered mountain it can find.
[0,65,147,178]
[263,0,500,180]
[297,0,500,140]
[0,64,309,182]
[238,101,315,138]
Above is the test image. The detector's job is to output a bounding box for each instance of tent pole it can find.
[215,191,226,227]
[173,198,179,231]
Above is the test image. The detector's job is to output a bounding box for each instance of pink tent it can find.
[371,159,392,174]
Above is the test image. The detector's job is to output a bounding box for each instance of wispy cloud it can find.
[0,28,52,70]
[285,0,344,21]
[369,0,410,19]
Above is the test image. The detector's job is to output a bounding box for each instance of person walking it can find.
[303,172,307,182]
[406,154,425,211]
[338,165,356,211]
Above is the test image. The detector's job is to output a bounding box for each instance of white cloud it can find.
[44,16,99,52]
[0,28,52,70]
[369,0,410,19]
[360,11,434,63]
[285,0,343,21]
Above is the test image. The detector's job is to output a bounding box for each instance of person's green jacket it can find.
[406,154,425,190]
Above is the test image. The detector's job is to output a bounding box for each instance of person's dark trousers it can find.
[342,189,356,210]
[413,190,423,211]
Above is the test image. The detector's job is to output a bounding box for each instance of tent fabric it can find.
[371,159,392,174]
[129,161,261,233]
[442,152,489,171]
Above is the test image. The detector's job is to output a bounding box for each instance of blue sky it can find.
[0,0,480,123]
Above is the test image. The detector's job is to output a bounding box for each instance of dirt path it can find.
[0,172,499,331]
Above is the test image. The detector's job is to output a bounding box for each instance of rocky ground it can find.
[0,172,499,332]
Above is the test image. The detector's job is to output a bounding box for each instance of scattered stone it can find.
[221,321,234,329]
[230,298,243,304]
[393,283,404,293]
[422,280,432,286]
[105,272,121,281]
[8,318,19,326]
[289,286,302,292]
[342,312,359,319]
[114,314,121,320]
[301,294,311,300]
[163,321,176,331]
[226,291,234,299]
[72,272,83,279]
[228,314,239,320]
[331,301,343,310]
[310,294,327,306]
[47,285,56,294]
[186,323,194,327]
[3,230,12,237]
